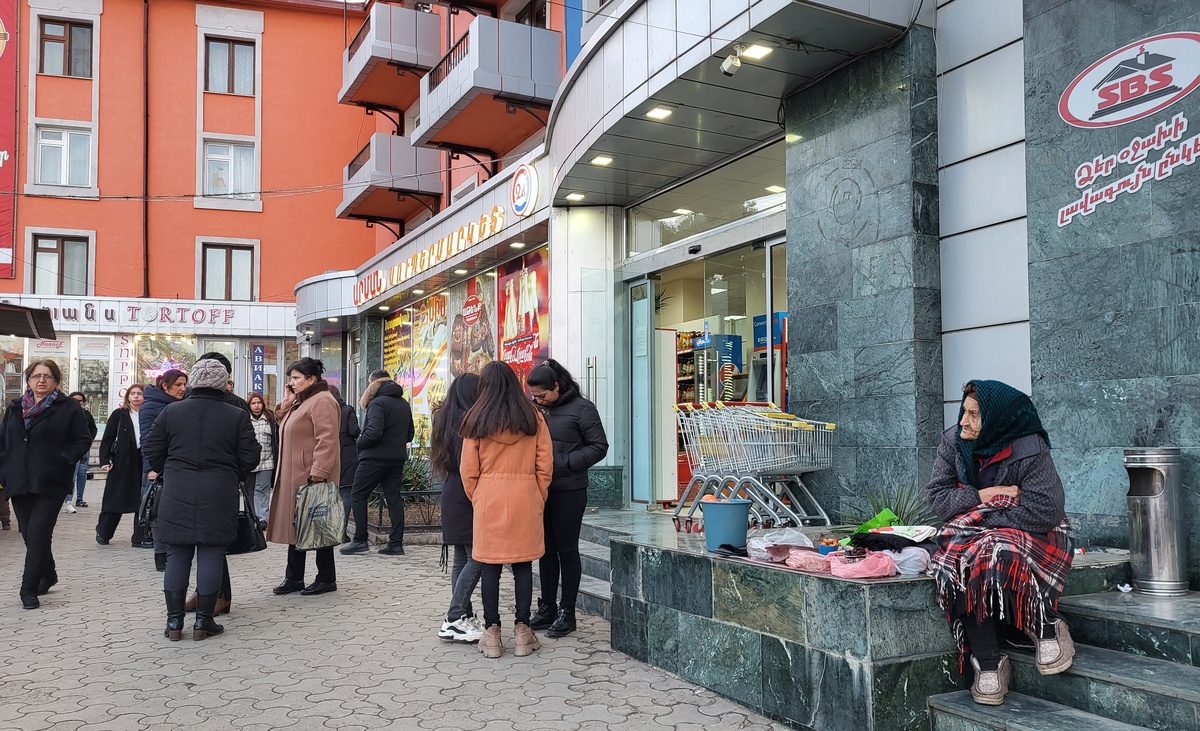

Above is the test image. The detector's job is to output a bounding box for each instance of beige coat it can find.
[461,414,553,564]
[266,382,341,546]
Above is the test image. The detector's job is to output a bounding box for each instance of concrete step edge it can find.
[1008,643,1200,704]
[928,691,1153,730]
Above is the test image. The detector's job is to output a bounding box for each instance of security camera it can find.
[721,44,744,77]
[688,244,702,255]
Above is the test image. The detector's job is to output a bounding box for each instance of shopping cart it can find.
[672,402,835,532]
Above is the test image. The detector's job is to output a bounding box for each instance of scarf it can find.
[955,380,1049,486]
[21,389,59,429]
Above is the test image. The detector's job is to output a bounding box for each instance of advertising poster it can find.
[382,310,403,379]
[497,248,550,390]
[0,0,15,278]
[446,274,497,379]
[408,296,448,447]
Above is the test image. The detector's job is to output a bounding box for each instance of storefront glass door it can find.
[75,335,112,428]
[248,341,280,408]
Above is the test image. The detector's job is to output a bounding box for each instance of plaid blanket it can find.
[930,495,1073,671]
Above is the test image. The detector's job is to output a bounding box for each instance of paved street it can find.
[0,481,786,731]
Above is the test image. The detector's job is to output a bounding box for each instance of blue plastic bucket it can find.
[698,499,752,552]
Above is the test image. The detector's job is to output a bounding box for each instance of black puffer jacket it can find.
[140,385,179,471]
[538,388,608,492]
[357,379,414,465]
[336,398,359,487]
[0,393,93,499]
[144,389,260,546]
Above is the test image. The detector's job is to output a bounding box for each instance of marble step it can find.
[578,539,611,583]
[1059,591,1199,666]
[532,562,612,620]
[928,690,1152,731]
[1060,550,1131,597]
[579,520,632,548]
[1008,643,1200,730]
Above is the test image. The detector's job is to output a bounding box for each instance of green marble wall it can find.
[587,465,624,509]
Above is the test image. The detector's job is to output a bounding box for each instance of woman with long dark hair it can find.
[246,392,278,523]
[525,359,608,637]
[432,373,483,643]
[266,358,341,595]
[460,361,552,658]
[0,360,93,609]
[96,385,147,545]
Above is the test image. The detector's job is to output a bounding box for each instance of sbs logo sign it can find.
[510,164,537,217]
[1060,32,1200,128]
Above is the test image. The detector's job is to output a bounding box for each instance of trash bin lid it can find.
[1123,447,1182,467]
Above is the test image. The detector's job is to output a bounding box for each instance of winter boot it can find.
[184,592,198,612]
[513,622,541,657]
[479,624,503,659]
[163,590,186,641]
[546,606,577,638]
[192,593,225,640]
[529,598,556,630]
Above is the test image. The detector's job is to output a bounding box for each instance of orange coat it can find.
[461,414,553,564]
[266,383,341,546]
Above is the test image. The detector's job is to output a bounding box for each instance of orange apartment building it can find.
[0,0,376,424]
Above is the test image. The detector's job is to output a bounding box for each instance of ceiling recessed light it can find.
[741,44,772,60]
[710,286,727,295]
[590,155,614,166]
[510,242,526,249]
[412,289,425,295]
[723,315,747,321]
[303,329,314,336]
[765,185,786,194]
[645,106,673,120]
[378,306,389,311]
[454,268,469,275]
[485,271,497,277]
[565,193,586,202]
[672,208,694,215]
[327,317,338,322]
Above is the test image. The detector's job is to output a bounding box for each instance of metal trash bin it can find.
[1123,448,1188,596]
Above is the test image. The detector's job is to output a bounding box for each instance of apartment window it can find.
[515,0,548,27]
[33,236,88,296]
[206,38,255,95]
[202,244,253,301]
[39,20,92,78]
[36,127,91,187]
[204,142,256,198]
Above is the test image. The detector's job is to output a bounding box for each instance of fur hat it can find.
[190,358,230,391]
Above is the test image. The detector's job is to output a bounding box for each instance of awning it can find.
[0,303,57,340]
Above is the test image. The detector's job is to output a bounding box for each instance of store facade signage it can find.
[353,205,507,304]
[11,296,294,334]
[1060,32,1200,128]
[510,164,537,217]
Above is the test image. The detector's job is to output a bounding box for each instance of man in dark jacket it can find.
[342,370,414,556]
[328,386,359,543]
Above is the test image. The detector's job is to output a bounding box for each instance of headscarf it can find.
[955,379,1049,486]
[21,389,59,429]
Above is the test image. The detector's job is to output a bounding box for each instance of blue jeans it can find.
[73,459,88,503]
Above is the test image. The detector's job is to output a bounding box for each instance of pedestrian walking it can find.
[328,385,359,542]
[0,360,94,609]
[526,359,609,638]
[432,373,484,643]
[65,392,98,512]
[141,369,188,570]
[144,358,259,640]
[246,392,277,523]
[342,370,413,557]
[460,361,552,658]
[267,358,341,596]
[95,385,146,545]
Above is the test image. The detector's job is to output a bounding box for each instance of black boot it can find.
[154,553,167,572]
[529,598,557,630]
[193,593,225,640]
[164,590,186,641]
[546,606,577,638]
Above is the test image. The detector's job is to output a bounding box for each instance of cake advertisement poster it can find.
[446,274,497,380]
[497,247,549,391]
[409,295,448,447]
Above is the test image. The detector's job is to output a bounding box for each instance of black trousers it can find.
[11,494,62,597]
[286,544,335,584]
[351,460,405,546]
[538,488,588,610]
[480,561,532,629]
[96,511,134,542]
[164,543,225,595]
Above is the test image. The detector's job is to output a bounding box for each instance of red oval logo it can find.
[462,294,483,326]
[1059,32,1200,128]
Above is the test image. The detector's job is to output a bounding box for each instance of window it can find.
[33,236,88,296]
[204,142,256,198]
[202,244,254,301]
[206,38,255,95]
[39,19,92,78]
[515,0,548,27]
[36,128,91,187]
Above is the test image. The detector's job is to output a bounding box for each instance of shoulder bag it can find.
[228,484,267,555]
[137,474,163,530]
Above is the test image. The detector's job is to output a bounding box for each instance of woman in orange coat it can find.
[460,361,553,659]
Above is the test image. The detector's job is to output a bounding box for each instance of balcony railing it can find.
[427,32,470,92]
[347,142,372,180]
[348,15,370,57]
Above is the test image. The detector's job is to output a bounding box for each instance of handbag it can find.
[294,480,344,551]
[228,484,267,555]
[137,474,163,529]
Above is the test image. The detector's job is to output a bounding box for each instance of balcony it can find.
[339,3,442,111]
[336,133,442,223]
[411,15,561,153]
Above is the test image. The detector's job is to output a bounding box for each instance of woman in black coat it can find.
[432,374,483,642]
[96,385,147,546]
[143,359,259,641]
[0,360,94,609]
[526,360,609,637]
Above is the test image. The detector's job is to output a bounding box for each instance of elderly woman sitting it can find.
[925,380,1075,706]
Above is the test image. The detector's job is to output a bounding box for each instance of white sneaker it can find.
[62,502,77,514]
[438,615,484,643]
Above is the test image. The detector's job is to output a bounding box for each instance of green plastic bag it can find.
[840,509,900,545]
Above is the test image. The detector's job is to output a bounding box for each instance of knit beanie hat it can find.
[190,358,230,391]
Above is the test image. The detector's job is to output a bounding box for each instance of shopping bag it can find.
[228,485,267,555]
[294,480,344,551]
